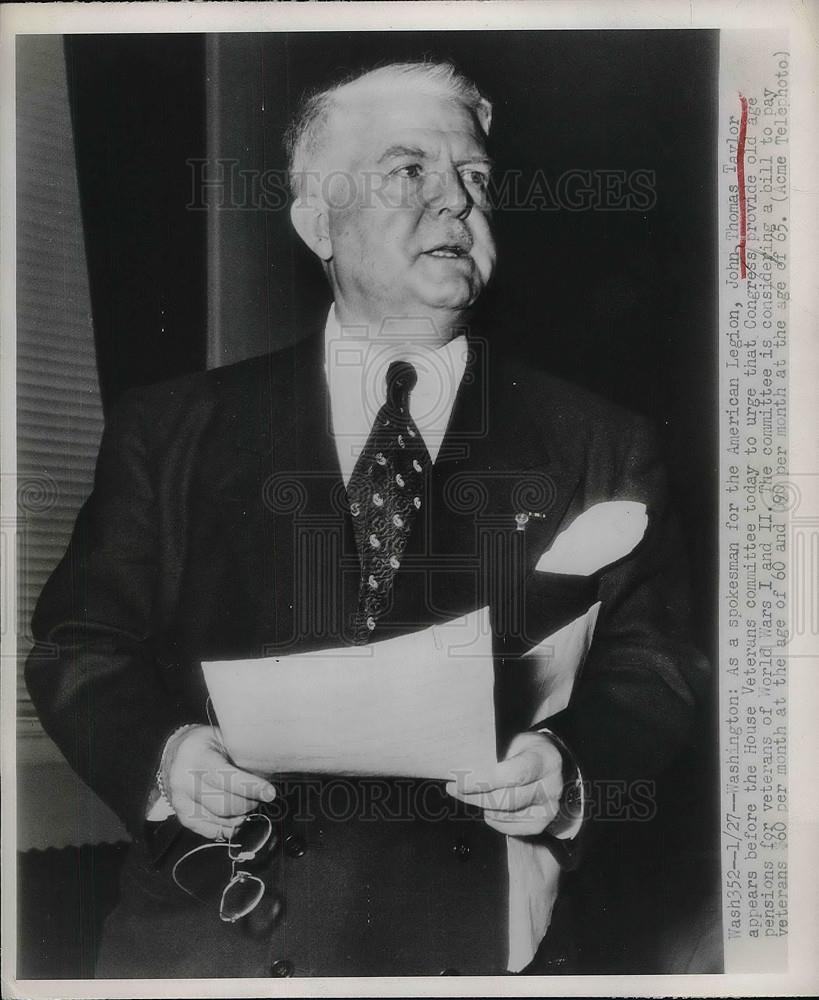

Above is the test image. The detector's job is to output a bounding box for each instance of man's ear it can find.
[290,198,332,262]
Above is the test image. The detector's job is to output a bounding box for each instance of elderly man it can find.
[27,61,708,978]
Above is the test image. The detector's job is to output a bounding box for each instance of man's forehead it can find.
[327,89,487,162]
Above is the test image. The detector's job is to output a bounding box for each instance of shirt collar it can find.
[323,304,469,475]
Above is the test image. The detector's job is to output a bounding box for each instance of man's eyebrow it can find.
[376,144,429,164]
[454,155,494,169]
[375,145,494,169]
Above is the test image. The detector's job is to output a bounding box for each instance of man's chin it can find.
[412,278,484,314]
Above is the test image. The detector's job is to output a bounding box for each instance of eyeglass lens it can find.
[220,872,266,923]
[229,814,273,861]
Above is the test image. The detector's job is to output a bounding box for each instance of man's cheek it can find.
[473,247,496,287]
[471,224,496,281]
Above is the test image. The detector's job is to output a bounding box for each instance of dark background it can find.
[26,30,720,976]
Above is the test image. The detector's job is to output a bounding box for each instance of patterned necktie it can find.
[347,361,432,643]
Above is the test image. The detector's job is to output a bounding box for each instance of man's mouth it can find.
[424,244,470,259]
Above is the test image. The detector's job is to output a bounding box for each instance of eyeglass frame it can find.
[171,809,278,923]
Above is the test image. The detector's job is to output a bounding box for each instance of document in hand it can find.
[202,607,497,780]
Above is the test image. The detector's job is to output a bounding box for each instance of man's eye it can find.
[394,163,423,179]
[461,169,490,189]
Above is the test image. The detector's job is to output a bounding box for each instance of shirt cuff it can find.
[145,723,198,822]
[146,780,175,822]
[536,727,585,840]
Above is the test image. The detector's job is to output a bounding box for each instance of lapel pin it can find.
[514,510,548,531]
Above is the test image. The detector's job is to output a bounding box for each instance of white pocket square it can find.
[535,500,648,576]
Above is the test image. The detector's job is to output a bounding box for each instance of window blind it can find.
[16,36,104,743]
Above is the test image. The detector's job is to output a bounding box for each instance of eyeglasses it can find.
[172,810,280,923]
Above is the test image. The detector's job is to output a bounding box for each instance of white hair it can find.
[284,61,492,198]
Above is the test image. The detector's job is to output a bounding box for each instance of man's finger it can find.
[174,799,246,838]
[448,751,545,795]
[183,815,245,841]
[448,733,564,794]
[194,787,265,819]
[483,803,557,837]
[192,762,277,804]
[445,778,551,813]
[484,814,550,837]
[484,803,556,824]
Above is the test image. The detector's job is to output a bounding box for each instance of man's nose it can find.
[423,167,471,218]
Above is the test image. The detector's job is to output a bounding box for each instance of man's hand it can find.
[445,732,564,837]
[161,725,277,840]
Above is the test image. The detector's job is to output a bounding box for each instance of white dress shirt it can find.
[322,305,469,486]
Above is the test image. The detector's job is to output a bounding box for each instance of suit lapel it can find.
[428,332,583,588]
[224,332,361,653]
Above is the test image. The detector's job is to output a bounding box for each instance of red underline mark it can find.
[737,93,749,279]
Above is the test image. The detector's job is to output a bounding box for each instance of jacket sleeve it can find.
[25,388,188,839]
[542,416,711,791]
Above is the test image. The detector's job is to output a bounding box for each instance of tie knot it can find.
[385,361,418,413]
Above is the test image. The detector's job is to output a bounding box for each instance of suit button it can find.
[270,959,294,977]
[452,837,470,861]
[440,968,459,975]
[284,834,306,858]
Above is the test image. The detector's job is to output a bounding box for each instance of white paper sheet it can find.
[505,600,601,972]
[202,606,496,780]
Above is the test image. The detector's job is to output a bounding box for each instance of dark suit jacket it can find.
[26,327,709,977]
